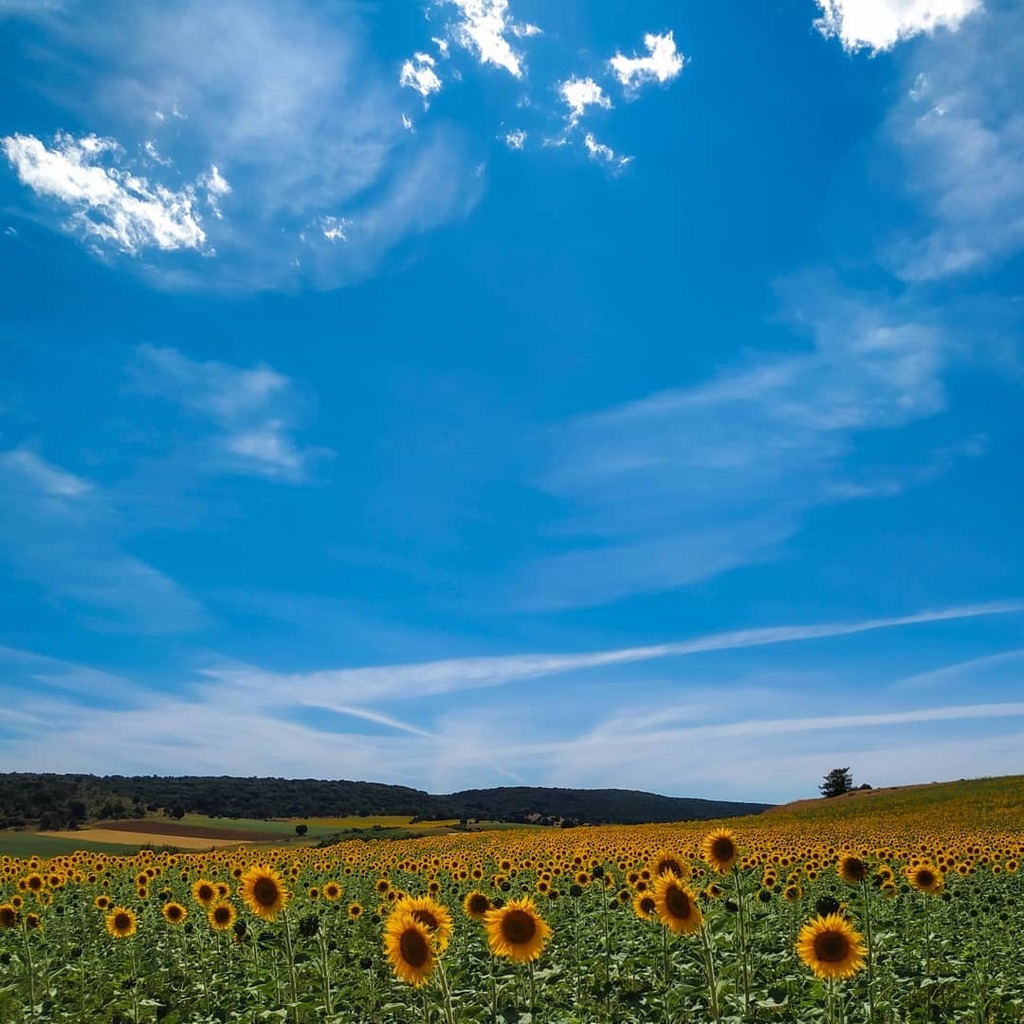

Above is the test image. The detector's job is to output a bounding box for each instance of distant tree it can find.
[295,823,308,835]
[820,767,854,798]
[169,806,186,820]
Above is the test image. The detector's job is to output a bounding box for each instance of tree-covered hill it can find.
[0,772,771,830]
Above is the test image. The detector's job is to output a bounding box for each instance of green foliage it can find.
[819,767,854,799]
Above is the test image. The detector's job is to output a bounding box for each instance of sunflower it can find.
[93,895,110,910]
[632,892,658,921]
[796,913,867,980]
[907,864,944,895]
[837,855,869,885]
[0,904,19,929]
[390,896,454,952]
[484,896,552,962]
[105,906,138,939]
[384,912,436,987]
[208,902,237,932]
[701,830,739,874]
[239,865,289,921]
[649,849,690,882]
[162,902,187,925]
[348,901,364,919]
[323,881,342,902]
[653,874,704,935]
[463,890,492,921]
[192,879,217,906]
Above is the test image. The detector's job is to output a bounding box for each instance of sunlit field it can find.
[1,777,1022,1023]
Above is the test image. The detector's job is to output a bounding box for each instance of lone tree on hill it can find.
[820,767,854,798]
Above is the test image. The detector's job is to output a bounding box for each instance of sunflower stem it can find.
[732,865,751,1013]
[698,923,722,1023]
[21,923,37,1018]
[316,928,334,1016]
[528,959,536,1022]
[127,936,141,1024]
[860,879,876,1024]
[281,909,300,1024]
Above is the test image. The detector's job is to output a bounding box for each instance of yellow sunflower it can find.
[384,912,436,987]
[796,913,867,980]
[192,879,217,907]
[701,830,739,874]
[907,863,944,895]
[837,855,869,885]
[483,896,552,962]
[653,874,704,935]
[239,865,289,921]
[390,895,454,951]
[632,891,658,921]
[0,904,19,929]
[162,902,187,925]
[462,890,492,921]
[323,881,342,902]
[649,849,690,882]
[105,906,138,939]
[208,902,237,932]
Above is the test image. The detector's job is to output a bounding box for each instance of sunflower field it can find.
[1,777,1023,1023]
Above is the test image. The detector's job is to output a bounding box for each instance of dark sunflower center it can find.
[0,908,17,927]
[253,878,279,907]
[640,897,656,915]
[501,909,537,945]
[469,895,489,914]
[399,928,429,968]
[813,930,850,963]
[657,859,683,877]
[214,907,231,924]
[114,913,131,931]
[917,870,935,887]
[711,838,735,862]
[28,877,42,891]
[665,886,693,919]
[412,909,438,930]
[844,859,867,881]
[199,885,213,901]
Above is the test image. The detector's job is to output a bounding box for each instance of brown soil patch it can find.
[47,829,241,850]
[88,819,285,841]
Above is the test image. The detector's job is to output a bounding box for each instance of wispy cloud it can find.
[0,450,204,633]
[3,0,481,289]
[400,53,443,103]
[525,280,955,606]
[814,0,982,53]
[559,77,612,127]
[884,6,1024,281]
[893,649,1024,690]
[129,344,328,481]
[199,601,1024,705]
[609,31,685,91]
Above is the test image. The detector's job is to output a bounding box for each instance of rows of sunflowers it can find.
[2,792,1023,1022]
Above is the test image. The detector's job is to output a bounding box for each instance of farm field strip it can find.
[1,776,1022,1023]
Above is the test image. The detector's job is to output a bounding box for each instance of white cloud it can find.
[583,132,631,167]
[6,0,480,289]
[609,31,685,91]
[400,52,443,101]
[1,132,207,254]
[559,77,612,127]
[443,0,532,78]
[814,0,982,52]
[320,214,350,241]
[526,281,953,607]
[510,22,541,38]
[0,449,92,498]
[130,344,327,481]
[198,163,231,218]
[504,128,526,150]
[885,6,1024,280]
[200,600,1024,705]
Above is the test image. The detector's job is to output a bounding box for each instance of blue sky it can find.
[1,0,1022,803]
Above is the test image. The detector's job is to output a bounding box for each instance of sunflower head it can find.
[483,896,552,962]
[632,892,658,921]
[0,904,19,929]
[463,890,492,921]
[653,874,704,935]
[323,882,342,902]
[162,902,187,925]
[384,912,437,987]
[837,855,869,885]
[208,902,237,932]
[796,913,867,980]
[192,879,217,907]
[390,896,454,952]
[701,830,739,875]
[649,849,690,883]
[105,906,138,940]
[907,864,944,895]
[239,866,289,921]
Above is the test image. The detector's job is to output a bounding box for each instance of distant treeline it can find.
[0,773,771,830]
